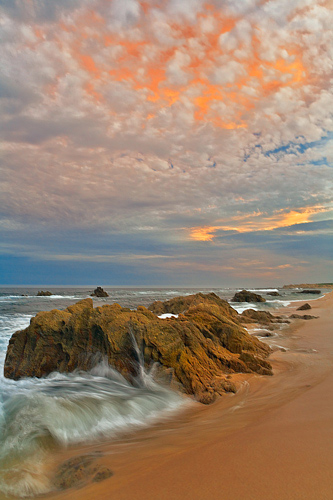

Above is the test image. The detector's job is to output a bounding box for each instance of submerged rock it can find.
[91,287,109,297]
[53,453,113,490]
[298,289,321,294]
[297,303,311,311]
[4,293,272,404]
[36,290,53,296]
[232,290,266,303]
[267,291,281,297]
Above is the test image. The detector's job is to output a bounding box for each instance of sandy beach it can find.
[40,291,333,500]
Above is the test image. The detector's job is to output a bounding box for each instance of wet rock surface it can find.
[289,314,319,320]
[36,290,53,296]
[298,289,321,294]
[53,453,113,490]
[297,303,311,311]
[4,293,273,404]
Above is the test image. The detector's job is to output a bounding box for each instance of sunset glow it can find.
[0,0,332,285]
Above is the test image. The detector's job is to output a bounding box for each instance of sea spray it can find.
[0,358,186,497]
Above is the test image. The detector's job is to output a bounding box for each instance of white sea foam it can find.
[0,295,78,301]
[230,303,259,314]
[0,310,187,498]
[158,313,179,319]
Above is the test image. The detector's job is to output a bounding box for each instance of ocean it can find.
[0,286,327,497]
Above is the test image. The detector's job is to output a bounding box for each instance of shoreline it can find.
[35,291,333,500]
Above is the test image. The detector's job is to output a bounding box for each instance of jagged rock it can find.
[149,292,239,319]
[4,293,272,404]
[239,309,276,324]
[289,314,318,320]
[267,292,281,297]
[298,290,321,294]
[91,287,109,297]
[36,290,53,296]
[297,303,311,311]
[232,290,266,303]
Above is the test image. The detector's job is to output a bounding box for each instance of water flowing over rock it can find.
[232,290,266,303]
[4,293,272,404]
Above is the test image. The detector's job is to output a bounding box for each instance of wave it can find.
[0,360,186,497]
[230,303,259,313]
[0,295,79,302]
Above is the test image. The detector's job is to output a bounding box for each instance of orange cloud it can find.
[189,206,330,241]
[49,2,310,130]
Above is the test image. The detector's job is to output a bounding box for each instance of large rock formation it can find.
[4,293,272,404]
[232,290,266,303]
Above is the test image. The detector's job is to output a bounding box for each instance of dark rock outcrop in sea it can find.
[232,290,266,303]
[4,293,272,404]
[37,290,53,296]
[91,287,109,297]
[267,291,281,297]
[298,289,321,294]
[297,303,311,311]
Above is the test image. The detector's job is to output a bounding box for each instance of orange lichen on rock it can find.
[4,294,272,404]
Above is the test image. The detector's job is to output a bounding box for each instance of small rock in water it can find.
[267,292,281,297]
[289,314,318,320]
[297,303,311,311]
[93,467,114,482]
[36,290,52,296]
[91,286,109,297]
[298,289,321,294]
[53,452,112,490]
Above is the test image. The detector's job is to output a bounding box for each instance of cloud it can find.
[0,0,332,284]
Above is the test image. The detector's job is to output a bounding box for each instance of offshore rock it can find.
[91,287,109,297]
[4,293,272,404]
[37,290,53,296]
[267,291,281,297]
[298,289,321,294]
[232,290,266,303]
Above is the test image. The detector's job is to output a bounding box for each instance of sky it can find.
[0,0,332,287]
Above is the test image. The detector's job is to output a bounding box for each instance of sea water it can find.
[0,286,327,497]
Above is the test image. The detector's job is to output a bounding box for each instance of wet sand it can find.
[45,292,333,500]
